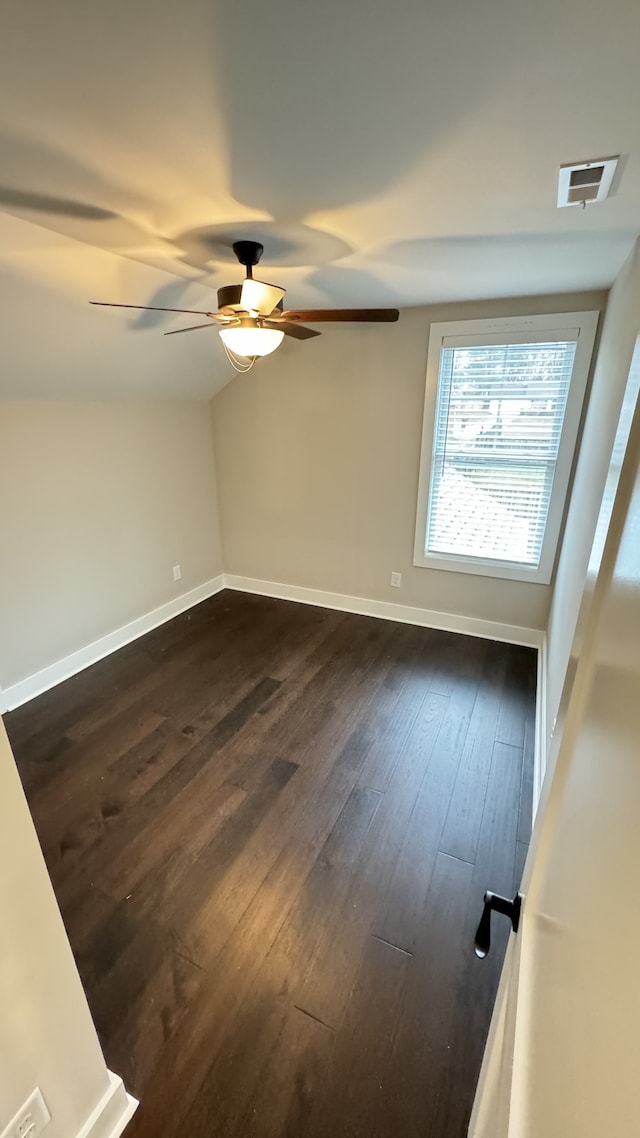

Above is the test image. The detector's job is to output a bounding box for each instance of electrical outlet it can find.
[390,571,402,588]
[1,1089,50,1138]
[172,564,182,582]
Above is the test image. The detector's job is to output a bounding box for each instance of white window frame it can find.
[413,311,599,584]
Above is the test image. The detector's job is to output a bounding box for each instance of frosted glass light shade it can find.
[219,325,284,358]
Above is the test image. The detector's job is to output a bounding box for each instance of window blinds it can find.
[426,339,578,567]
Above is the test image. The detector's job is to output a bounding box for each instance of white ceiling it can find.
[1,0,639,396]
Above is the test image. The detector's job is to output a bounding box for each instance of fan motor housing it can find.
[217,283,244,314]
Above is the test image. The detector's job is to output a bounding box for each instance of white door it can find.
[470,344,640,1137]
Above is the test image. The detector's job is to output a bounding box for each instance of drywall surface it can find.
[546,240,640,736]
[211,291,605,631]
[0,719,111,1137]
[0,401,222,688]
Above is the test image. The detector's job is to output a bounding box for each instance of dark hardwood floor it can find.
[5,591,536,1138]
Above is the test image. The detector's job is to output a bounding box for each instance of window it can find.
[414,312,599,583]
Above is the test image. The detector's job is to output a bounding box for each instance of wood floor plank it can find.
[355,673,430,793]
[518,663,537,843]
[182,1005,334,1138]
[107,949,205,1094]
[124,786,389,1135]
[47,682,286,914]
[44,696,283,910]
[174,785,382,1136]
[250,687,447,1037]
[30,701,168,815]
[9,591,251,754]
[304,935,412,1138]
[181,672,393,965]
[5,592,537,1138]
[428,629,487,697]
[373,683,476,954]
[495,645,535,749]
[64,597,264,743]
[380,852,475,1138]
[438,650,510,863]
[286,785,384,1029]
[472,740,524,902]
[240,1008,334,1138]
[155,757,299,955]
[98,779,248,903]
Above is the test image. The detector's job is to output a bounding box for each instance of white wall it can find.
[0,719,116,1137]
[210,291,605,632]
[546,239,640,735]
[0,401,222,690]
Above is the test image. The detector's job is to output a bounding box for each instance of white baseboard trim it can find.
[2,575,225,712]
[532,633,548,821]
[224,574,544,649]
[75,1071,137,1138]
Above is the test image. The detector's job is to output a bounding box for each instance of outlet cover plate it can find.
[1,1088,50,1138]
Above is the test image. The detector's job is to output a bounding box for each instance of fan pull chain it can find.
[221,341,256,373]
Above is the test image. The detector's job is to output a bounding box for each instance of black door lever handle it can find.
[474,891,522,958]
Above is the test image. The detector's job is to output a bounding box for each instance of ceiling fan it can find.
[90,240,399,367]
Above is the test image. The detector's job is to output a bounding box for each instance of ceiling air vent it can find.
[557,156,619,208]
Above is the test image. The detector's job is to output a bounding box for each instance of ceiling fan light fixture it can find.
[91,239,399,363]
[219,322,284,358]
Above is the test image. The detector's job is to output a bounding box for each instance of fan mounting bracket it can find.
[232,240,264,279]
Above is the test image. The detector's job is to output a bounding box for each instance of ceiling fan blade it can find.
[164,322,221,336]
[90,301,216,316]
[261,320,318,341]
[240,278,286,316]
[263,320,321,341]
[280,308,399,323]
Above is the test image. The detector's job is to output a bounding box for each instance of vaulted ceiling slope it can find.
[1,0,639,396]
